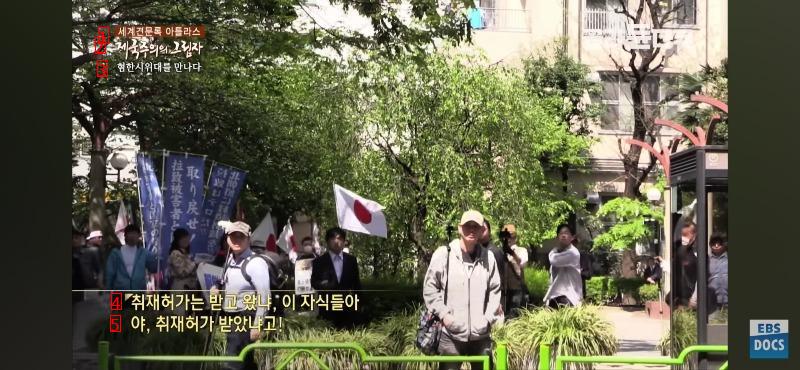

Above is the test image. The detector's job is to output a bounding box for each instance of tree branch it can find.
[613,0,637,23]
[72,95,94,137]
[108,88,157,116]
[658,1,685,26]
[111,113,138,130]
[374,131,419,191]
[638,152,658,184]
[72,53,101,68]
[627,48,640,80]
[650,55,666,73]
[80,81,109,125]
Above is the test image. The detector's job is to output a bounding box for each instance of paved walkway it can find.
[594,306,670,370]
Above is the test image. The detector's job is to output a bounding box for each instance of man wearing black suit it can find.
[311,227,362,328]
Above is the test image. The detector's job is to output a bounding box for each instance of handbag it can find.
[415,245,450,355]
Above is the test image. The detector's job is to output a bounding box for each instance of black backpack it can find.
[240,251,291,290]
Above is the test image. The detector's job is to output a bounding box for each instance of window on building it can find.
[599,72,632,131]
[667,0,697,26]
[585,0,626,35]
[598,72,681,131]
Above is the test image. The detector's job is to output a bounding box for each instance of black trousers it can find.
[547,295,573,309]
[223,312,258,370]
[505,289,526,319]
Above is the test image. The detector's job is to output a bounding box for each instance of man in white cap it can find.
[423,210,503,370]
[210,221,271,370]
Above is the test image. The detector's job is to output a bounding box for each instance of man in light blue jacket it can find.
[105,225,157,291]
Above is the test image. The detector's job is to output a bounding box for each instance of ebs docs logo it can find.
[750,320,789,359]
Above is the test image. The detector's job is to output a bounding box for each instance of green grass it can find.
[658,308,698,370]
[492,305,618,370]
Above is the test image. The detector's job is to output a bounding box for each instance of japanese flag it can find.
[251,213,278,252]
[277,220,298,258]
[115,199,129,243]
[334,184,387,238]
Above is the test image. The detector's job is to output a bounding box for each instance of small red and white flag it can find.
[115,199,129,242]
[277,219,299,260]
[334,184,387,238]
[251,212,278,252]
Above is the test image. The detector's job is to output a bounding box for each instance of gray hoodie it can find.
[423,239,504,342]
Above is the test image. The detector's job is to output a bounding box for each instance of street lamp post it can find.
[645,187,662,253]
[109,152,130,183]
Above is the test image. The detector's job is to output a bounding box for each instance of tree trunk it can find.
[88,148,110,232]
[623,80,648,199]
[561,164,577,231]
[410,200,429,283]
[372,249,380,279]
[88,147,120,268]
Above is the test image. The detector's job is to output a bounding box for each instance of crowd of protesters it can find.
[72,208,728,370]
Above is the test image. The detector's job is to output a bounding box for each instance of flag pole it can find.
[158,149,167,286]
[199,161,216,257]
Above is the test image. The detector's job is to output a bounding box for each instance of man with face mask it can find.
[423,210,502,370]
[676,221,698,307]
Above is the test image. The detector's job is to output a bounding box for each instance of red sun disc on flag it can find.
[353,199,373,224]
[266,234,277,252]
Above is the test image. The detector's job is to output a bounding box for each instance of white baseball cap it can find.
[86,231,103,241]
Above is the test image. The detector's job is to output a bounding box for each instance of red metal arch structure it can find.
[622,94,728,181]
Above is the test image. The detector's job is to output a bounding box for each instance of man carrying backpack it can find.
[210,221,273,370]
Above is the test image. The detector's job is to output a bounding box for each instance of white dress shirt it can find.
[329,250,344,283]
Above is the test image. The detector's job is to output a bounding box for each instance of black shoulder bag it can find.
[415,245,450,355]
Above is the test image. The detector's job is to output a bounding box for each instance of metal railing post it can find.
[538,343,551,370]
[98,341,109,370]
[494,341,508,370]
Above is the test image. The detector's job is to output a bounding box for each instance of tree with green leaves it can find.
[672,58,728,144]
[71,0,475,239]
[607,0,689,199]
[522,39,602,228]
[341,49,591,270]
[523,39,603,137]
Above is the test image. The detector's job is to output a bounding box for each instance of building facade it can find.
[470,0,726,232]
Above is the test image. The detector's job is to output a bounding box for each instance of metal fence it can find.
[536,343,729,370]
[98,340,728,370]
[98,341,504,370]
[583,9,627,38]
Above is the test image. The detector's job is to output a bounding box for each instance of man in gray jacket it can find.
[423,210,503,370]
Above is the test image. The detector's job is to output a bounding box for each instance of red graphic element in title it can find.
[109,314,122,333]
[110,291,123,311]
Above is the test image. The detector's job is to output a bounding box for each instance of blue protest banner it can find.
[160,152,206,264]
[135,154,163,256]
[192,163,247,255]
